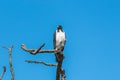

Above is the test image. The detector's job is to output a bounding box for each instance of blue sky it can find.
[0,0,120,80]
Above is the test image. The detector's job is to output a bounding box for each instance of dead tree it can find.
[2,46,14,80]
[0,66,6,80]
[21,43,66,80]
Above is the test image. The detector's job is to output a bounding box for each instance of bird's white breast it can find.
[56,31,65,42]
[55,30,66,49]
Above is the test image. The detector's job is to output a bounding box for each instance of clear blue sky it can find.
[0,0,120,80]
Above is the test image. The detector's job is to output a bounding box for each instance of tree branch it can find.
[2,46,14,80]
[25,60,57,67]
[21,43,58,54]
[0,66,6,80]
[21,43,66,80]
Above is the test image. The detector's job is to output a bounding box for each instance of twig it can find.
[25,60,57,67]
[0,66,6,80]
[2,46,14,80]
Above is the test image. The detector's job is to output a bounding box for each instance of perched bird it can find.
[53,25,66,62]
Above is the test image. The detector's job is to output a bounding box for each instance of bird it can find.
[53,25,66,62]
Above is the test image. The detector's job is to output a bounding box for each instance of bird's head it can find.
[57,25,63,31]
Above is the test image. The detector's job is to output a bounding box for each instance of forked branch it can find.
[2,46,14,80]
[21,43,58,54]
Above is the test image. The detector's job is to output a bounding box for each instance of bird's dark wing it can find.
[53,31,56,49]
[64,32,66,45]
[54,31,58,62]
[61,32,66,51]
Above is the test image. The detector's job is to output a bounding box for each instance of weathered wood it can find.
[21,44,66,80]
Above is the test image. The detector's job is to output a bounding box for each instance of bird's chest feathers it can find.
[56,31,65,43]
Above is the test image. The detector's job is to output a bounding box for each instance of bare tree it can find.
[21,43,66,80]
[2,46,14,80]
[0,66,6,80]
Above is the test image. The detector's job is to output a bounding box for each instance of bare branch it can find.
[2,46,14,80]
[0,66,6,80]
[21,44,57,54]
[35,43,45,53]
[21,43,66,80]
[25,60,57,67]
